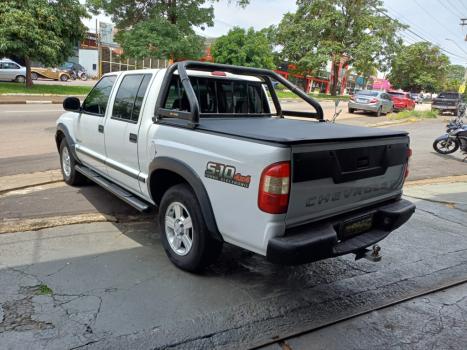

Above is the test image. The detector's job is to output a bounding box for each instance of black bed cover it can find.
[196,117,408,144]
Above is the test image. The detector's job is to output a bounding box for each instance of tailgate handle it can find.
[331,148,388,183]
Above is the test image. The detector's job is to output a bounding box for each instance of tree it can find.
[443,64,466,91]
[87,0,250,61]
[0,0,88,87]
[388,42,450,92]
[275,0,405,95]
[211,27,275,69]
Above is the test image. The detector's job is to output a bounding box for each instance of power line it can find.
[437,0,460,18]
[412,0,461,39]
[374,7,467,61]
[446,0,464,14]
[455,0,467,12]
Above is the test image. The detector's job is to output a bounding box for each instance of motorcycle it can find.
[432,116,467,157]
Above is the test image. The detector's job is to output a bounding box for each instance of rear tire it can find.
[59,140,86,186]
[375,107,382,117]
[60,74,68,82]
[15,75,26,83]
[159,184,222,272]
[31,72,38,80]
[348,108,355,113]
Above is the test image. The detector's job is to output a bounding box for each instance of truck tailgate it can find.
[286,136,410,227]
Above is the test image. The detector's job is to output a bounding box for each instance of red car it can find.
[388,90,415,111]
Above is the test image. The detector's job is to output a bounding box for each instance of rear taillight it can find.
[404,148,412,179]
[258,162,290,214]
[369,98,378,103]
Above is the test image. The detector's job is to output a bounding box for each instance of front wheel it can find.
[433,137,459,154]
[348,108,355,113]
[159,184,222,272]
[80,73,88,81]
[59,140,86,185]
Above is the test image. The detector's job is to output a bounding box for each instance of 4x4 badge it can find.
[205,162,251,188]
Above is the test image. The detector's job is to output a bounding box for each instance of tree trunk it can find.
[25,57,33,88]
[330,61,339,96]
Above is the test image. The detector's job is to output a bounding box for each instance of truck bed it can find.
[196,117,407,144]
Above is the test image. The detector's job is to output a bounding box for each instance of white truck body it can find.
[56,61,415,271]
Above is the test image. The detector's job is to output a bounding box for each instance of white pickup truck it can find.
[55,61,415,271]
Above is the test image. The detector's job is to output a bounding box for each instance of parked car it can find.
[31,66,71,81]
[388,91,416,111]
[348,90,394,117]
[56,61,415,272]
[431,92,465,116]
[0,58,26,83]
[410,93,423,104]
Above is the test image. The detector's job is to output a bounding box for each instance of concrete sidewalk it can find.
[0,95,85,104]
[0,180,465,349]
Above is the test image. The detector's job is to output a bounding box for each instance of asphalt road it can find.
[0,103,464,180]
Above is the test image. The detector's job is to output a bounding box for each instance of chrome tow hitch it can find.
[355,245,382,262]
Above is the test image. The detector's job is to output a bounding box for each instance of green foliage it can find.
[0,0,88,86]
[0,82,92,95]
[388,43,450,92]
[36,284,53,296]
[211,27,275,69]
[388,110,437,120]
[275,0,405,95]
[443,64,466,92]
[87,0,250,61]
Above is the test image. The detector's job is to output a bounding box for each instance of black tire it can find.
[159,184,222,272]
[375,107,382,117]
[432,138,459,154]
[31,72,38,80]
[60,74,68,82]
[348,108,355,113]
[59,139,86,185]
[15,75,26,83]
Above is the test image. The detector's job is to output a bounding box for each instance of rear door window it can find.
[112,74,152,123]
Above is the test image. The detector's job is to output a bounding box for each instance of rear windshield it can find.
[388,92,405,97]
[356,91,379,97]
[438,93,459,99]
[163,76,270,115]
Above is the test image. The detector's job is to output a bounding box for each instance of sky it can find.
[82,0,467,66]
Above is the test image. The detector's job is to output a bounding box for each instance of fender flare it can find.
[56,123,80,162]
[147,157,222,241]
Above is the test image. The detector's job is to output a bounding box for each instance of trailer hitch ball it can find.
[354,244,382,262]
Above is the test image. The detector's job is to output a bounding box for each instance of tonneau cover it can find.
[196,118,407,144]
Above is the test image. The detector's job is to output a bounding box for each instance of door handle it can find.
[98,124,104,133]
[129,133,137,143]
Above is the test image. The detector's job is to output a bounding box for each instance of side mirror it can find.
[63,96,81,112]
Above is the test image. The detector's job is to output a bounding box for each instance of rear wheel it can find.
[375,107,382,117]
[60,74,68,82]
[31,72,38,80]
[348,108,355,113]
[15,75,26,83]
[59,140,86,185]
[433,138,459,154]
[159,184,222,272]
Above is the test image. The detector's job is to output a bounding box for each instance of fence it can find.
[99,46,169,77]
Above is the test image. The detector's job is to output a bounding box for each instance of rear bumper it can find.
[266,198,415,265]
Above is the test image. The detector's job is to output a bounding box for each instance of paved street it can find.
[0,101,466,349]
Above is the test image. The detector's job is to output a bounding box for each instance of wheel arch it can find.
[148,157,222,241]
[55,123,80,162]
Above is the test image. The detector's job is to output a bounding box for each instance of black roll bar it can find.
[154,60,324,127]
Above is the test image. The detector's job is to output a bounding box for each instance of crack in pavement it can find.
[416,207,466,227]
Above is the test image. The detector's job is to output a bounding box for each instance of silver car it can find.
[0,58,26,83]
[348,90,394,117]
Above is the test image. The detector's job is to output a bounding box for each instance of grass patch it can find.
[36,284,53,296]
[275,90,350,101]
[388,110,438,120]
[0,82,91,95]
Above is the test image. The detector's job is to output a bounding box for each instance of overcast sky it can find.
[82,0,467,65]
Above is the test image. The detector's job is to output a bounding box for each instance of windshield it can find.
[60,63,74,69]
[388,92,404,96]
[438,93,459,99]
[356,91,379,97]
